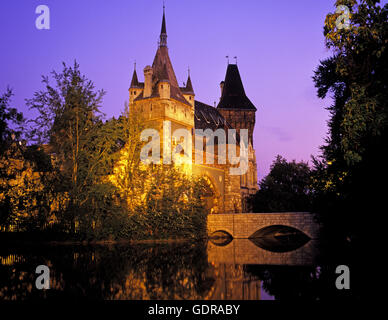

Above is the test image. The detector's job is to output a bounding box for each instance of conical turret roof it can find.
[130,69,142,88]
[185,75,194,94]
[217,64,256,110]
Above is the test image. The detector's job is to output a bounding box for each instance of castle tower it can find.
[129,7,195,165]
[217,63,258,210]
[217,64,257,144]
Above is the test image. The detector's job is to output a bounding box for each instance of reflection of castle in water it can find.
[205,240,318,300]
[206,263,265,300]
[208,239,318,266]
[0,240,319,300]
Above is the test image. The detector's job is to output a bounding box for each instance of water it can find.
[0,237,337,300]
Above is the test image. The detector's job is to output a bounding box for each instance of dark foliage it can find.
[249,155,312,212]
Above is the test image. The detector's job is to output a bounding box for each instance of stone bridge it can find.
[207,212,320,240]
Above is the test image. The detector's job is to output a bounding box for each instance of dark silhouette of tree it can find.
[0,88,24,153]
[312,0,388,243]
[0,88,25,229]
[249,155,312,212]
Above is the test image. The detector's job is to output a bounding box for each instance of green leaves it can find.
[24,61,118,233]
[130,165,209,240]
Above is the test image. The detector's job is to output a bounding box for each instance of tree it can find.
[0,88,25,230]
[26,61,120,234]
[108,104,147,211]
[0,88,24,153]
[136,164,210,239]
[312,0,388,241]
[0,143,58,232]
[249,155,312,213]
[0,88,64,233]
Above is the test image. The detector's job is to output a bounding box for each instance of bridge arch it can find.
[250,225,310,239]
[209,229,234,239]
[207,213,319,240]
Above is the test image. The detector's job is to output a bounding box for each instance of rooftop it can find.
[217,64,257,111]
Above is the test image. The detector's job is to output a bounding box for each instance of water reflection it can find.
[248,225,311,253]
[0,240,321,300]
[208,239,318,266]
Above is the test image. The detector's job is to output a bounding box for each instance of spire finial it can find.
[226,55,229,65]
[134,60,136,70]
[188,66,190,77]
[160,3,167,47]
[234,56,238,64]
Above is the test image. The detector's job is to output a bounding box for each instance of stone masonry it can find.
[207,212,320,239]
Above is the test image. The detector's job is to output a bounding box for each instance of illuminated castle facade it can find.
[129,9,258,213]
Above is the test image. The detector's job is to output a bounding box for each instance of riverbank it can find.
[0,232,203,247]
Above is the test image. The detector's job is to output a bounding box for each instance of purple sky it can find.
[0,0,340,180]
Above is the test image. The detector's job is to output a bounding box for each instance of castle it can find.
[128,8,258,213]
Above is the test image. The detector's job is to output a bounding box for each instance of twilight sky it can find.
[1,0,341,180]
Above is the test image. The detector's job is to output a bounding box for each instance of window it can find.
[161,85,163,89]
[134,91,137,95]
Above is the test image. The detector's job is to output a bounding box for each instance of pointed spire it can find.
[160,5,167,47]
[130,67,140,88]
[185,74,194,94]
